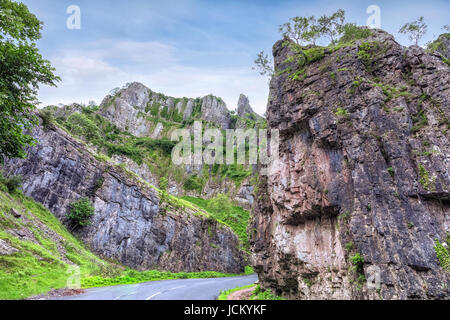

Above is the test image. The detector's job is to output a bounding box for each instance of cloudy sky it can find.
[23,0,449,115]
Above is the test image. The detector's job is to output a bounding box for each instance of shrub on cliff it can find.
[434,238,450,271]
[66,113,102,144]
[338,24,373,44]
[67,198,95,228]
[0,172,22,194]
[207,194,233,216]
[39,109,55,131]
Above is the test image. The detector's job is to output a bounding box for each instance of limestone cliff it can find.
[3,124,247,273]
[99,82,233,136]
[428,33,450,61]
[250,30,449,299]
[50,84,263,210]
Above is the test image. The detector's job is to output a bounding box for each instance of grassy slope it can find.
[0,179,253,299]
[50,108,254,248]
[181,196,250,250]
[0,184,108,299]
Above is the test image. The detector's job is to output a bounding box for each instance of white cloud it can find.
[38,39,269,115]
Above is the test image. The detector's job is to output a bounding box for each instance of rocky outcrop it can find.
[237,94,263,120]
[250,30,449,299]
[99,82,153,137]
[0,239,18,255]
[429,33,450,60]
[234,94,264,129]
[99,83,233,135]
[200,95,231,129]
[3,124,247,273]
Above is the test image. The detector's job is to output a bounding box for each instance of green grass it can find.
[181,195,250,250]
[219,280,285,301]
[434,238,449,271]
[83,269,250,289]
[335,107,350,117]
[251,285,285,300]
[0,176,253,299]
[218,284,256,300]
[0,183,110,300]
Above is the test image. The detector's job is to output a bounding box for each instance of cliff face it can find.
[57,83,261,210]
[250,30,449,299]
[99,82,233,136]
[428,33,450,60]
[3,125,247,273]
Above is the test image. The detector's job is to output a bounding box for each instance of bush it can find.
[335,108,349,117]
[338,24,372,43]
[351,253,364,273]
[434,239,449,271]
[67,198,95,227]
[0,174,23,194]
[207,194,232,215]
[39,109,55,130]
[183,175,204,193]
[244,265,255,275]
[105,142,143,165]
[251,285,284,300]
[66,113,101,144]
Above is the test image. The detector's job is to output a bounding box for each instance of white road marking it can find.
[168,285,186,291]
[146,292,161,300]
[113,296,120,300]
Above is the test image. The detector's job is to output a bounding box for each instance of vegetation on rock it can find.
[0,0,60,159]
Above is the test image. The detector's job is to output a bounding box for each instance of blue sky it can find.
[22,0,449,115]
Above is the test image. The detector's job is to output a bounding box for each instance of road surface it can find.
[61,274,258,300]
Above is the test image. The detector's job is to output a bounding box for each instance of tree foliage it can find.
[317,9,346,43]
[279,16,317,46]
[67,198,95,227]
[254,9,352,79]
[0,0,60,159]
[399,16,428,46]
[253,51,273,77]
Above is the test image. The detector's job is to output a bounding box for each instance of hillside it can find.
[3,121,248,273]
[42,84,264,210]
[0,177,111,299]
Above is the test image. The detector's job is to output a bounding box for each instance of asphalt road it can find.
[61,274,258,300]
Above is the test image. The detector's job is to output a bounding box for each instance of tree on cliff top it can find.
[0,0,60,160]
[399,16,428,46]
[279,16,318,46]
[317,9,346,43]
[254,9,350,78]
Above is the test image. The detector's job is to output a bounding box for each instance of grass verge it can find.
[219,284,285,301]
[218,284,256,300]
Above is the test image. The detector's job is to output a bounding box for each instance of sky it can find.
[21,0,450,115]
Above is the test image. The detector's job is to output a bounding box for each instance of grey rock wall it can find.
[250,30,449,300]
[3,125,247,273]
